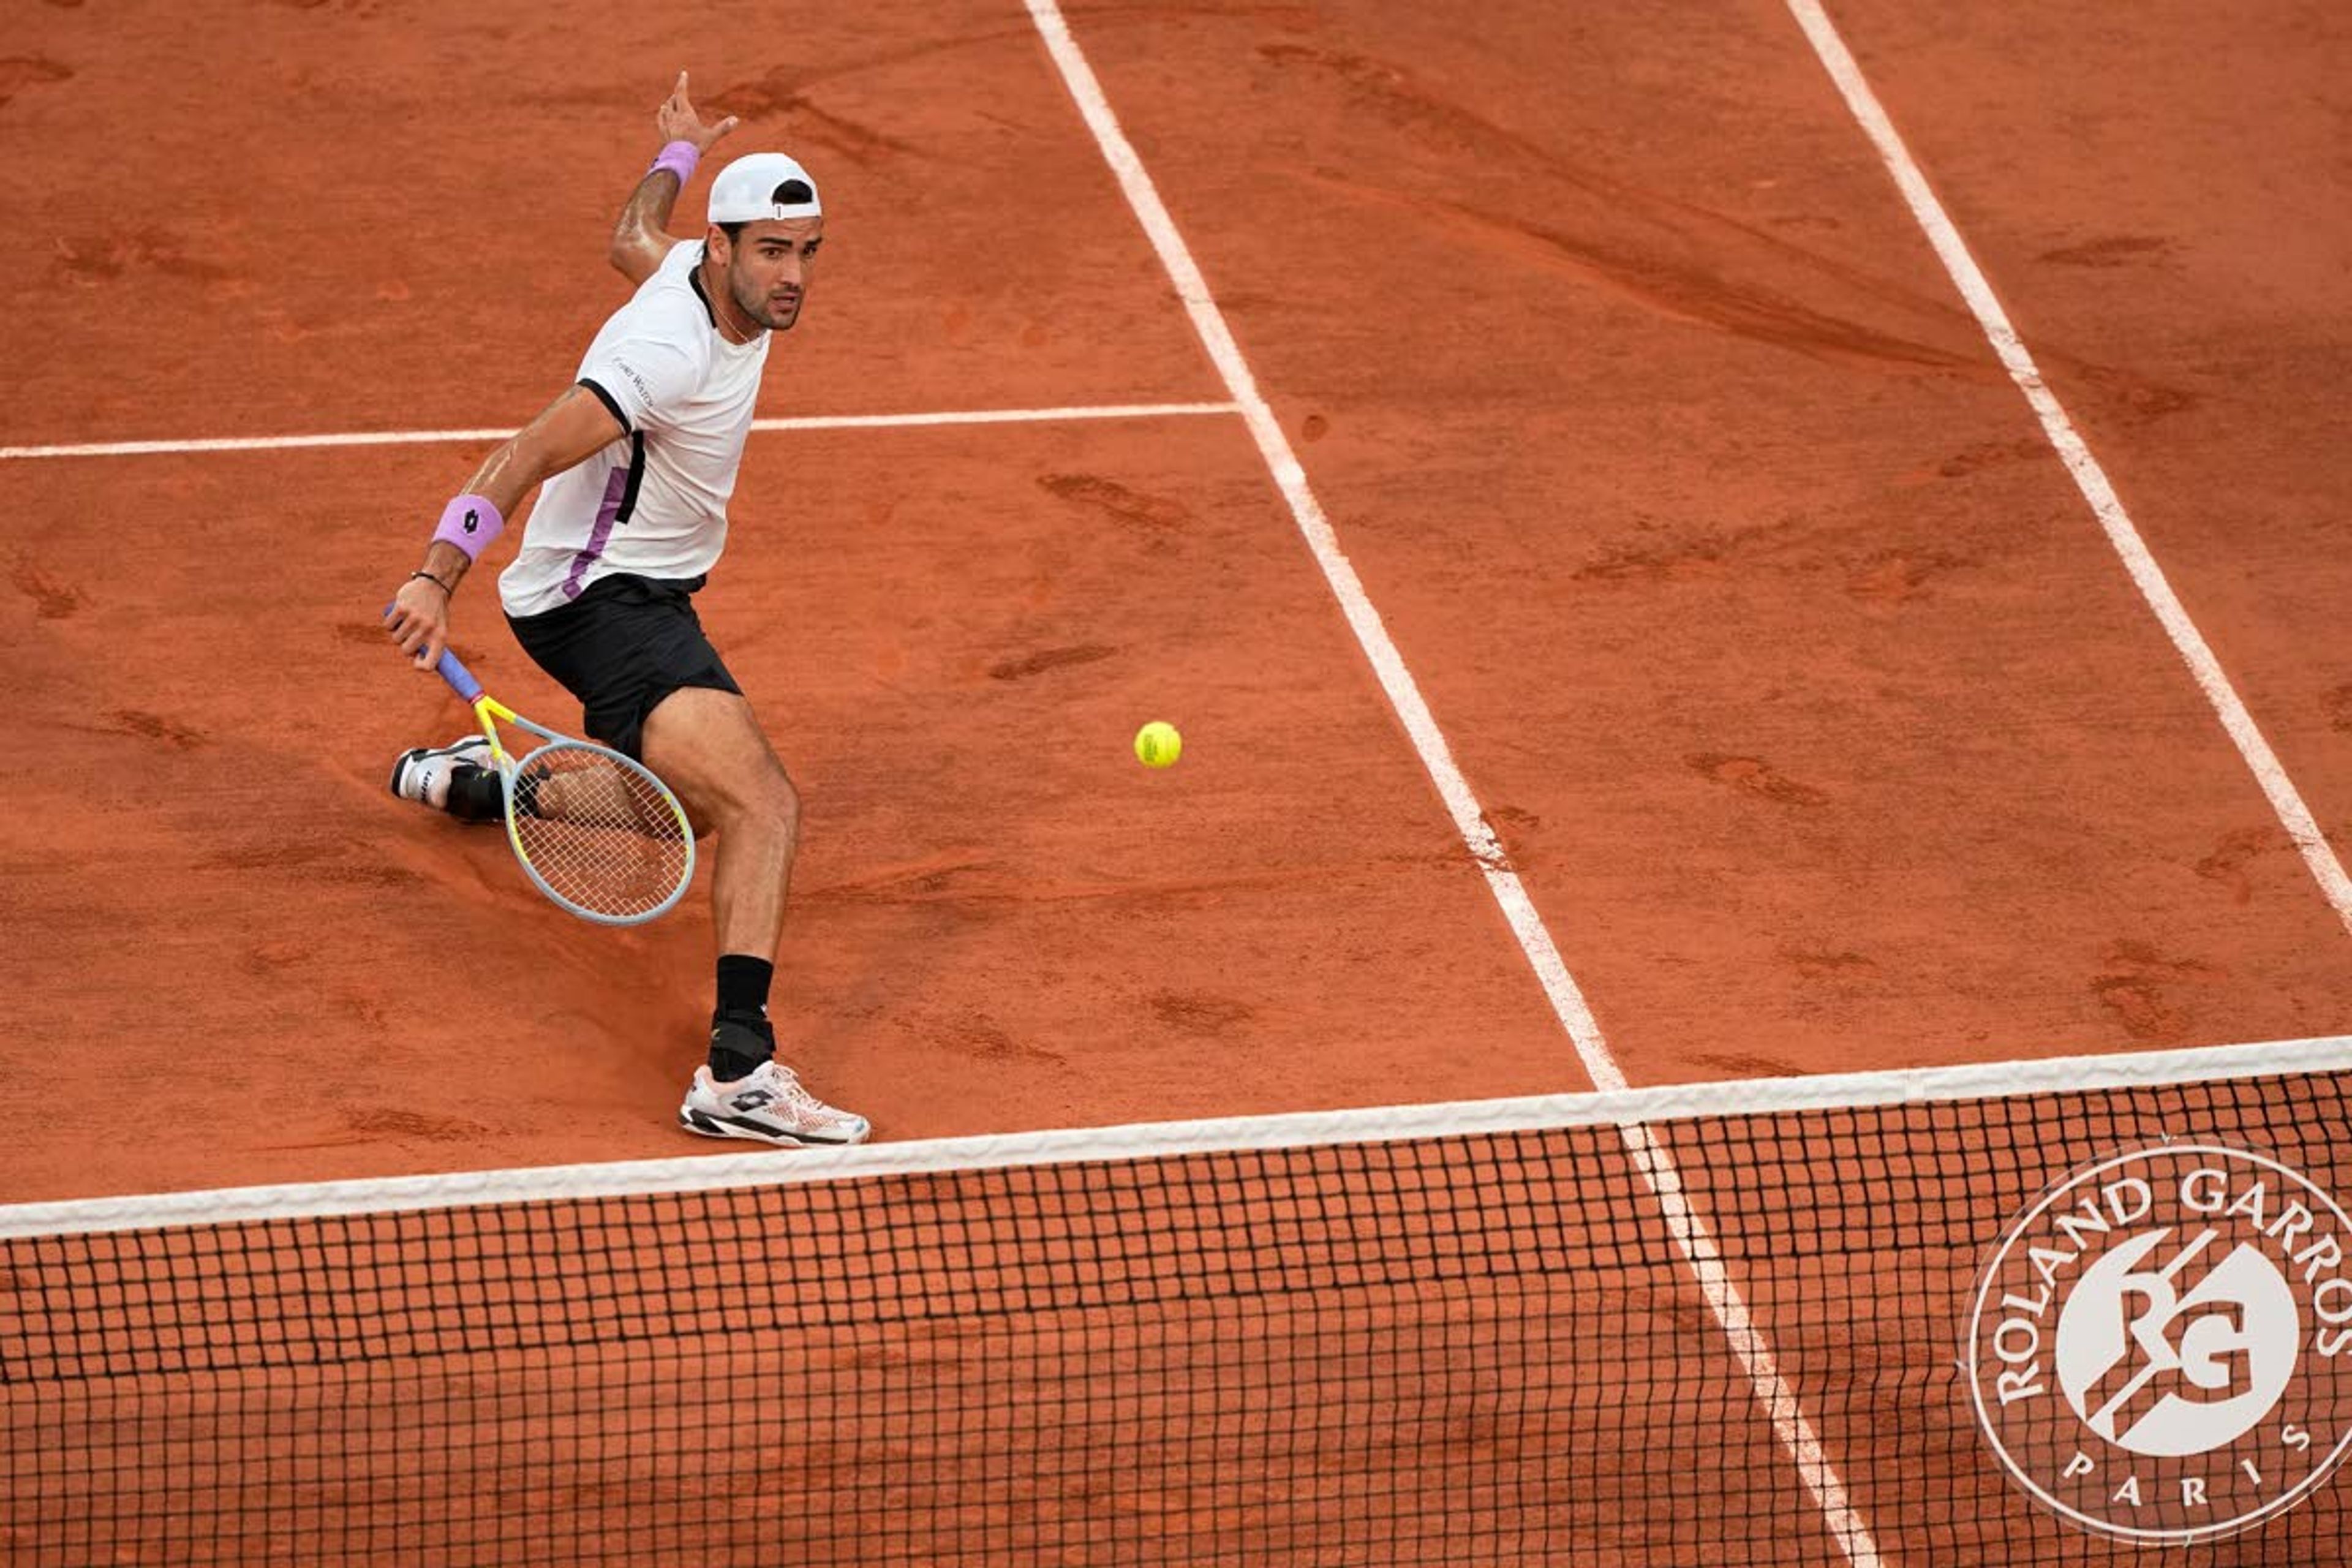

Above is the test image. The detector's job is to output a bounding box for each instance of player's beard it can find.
[730,268,802,332]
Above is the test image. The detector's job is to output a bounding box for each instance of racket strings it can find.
[508,745,692,919]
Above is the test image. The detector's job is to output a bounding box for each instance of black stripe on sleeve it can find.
[615,432,647,524]
[576,377,631,435]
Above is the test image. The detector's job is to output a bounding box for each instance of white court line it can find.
[1020,4,1883,1562]
[1786,0,2352,940]
[0,401,1242,461]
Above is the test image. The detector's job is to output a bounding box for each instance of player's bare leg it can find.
[522,755,685,839]
[393,735,676,840]
[641,687,797,952]
[642,685,867,1145]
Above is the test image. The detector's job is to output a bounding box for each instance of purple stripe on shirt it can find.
[561,462,632,601]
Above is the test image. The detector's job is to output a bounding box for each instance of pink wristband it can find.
[650,140,699,185]
[432,494,504,560]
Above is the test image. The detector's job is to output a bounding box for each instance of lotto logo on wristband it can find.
[1966,1144,2352,1543]
[432,494,504,560]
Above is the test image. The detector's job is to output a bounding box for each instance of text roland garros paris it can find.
[1967,1144,2352,1544]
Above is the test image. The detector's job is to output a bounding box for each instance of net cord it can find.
[3,1034,2345,1242]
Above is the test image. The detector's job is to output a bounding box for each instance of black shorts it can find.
[506,574,741,760]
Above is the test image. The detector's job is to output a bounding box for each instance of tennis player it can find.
[381,74,868,1147]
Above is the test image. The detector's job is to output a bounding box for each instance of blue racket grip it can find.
[434,648,486,703]
[383,601,485,702]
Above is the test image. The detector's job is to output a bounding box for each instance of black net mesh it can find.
[3,1064,2346,1564]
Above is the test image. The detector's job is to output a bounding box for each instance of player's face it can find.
[719,217,822,332]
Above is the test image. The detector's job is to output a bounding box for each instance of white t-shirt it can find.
[499,242,769,617]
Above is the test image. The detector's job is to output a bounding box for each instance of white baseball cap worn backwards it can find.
[707,154,822,224]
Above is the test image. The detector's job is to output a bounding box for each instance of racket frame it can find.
[433,647,697,927]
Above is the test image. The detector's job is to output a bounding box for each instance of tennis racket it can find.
[428,645,696,926]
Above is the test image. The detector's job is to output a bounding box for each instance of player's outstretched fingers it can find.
[656,69,738,151]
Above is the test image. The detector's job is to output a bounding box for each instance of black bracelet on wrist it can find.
[408,570,453,594]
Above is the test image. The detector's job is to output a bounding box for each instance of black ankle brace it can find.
[445,766,505,823]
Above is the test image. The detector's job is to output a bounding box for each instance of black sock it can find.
[446,766,505,823]
[710,955,776,1080]
[715,954,774,1022]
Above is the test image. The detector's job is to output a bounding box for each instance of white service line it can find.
[1020,0,1618,1092]
[1020,4,1883,1562]
[1785,0,2352,939]
[0,401,1242,461]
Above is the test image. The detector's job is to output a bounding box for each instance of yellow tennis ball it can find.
[1134,720,1182,769]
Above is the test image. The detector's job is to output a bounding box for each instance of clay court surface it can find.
[6,2,2352,1561]
[7,0,2349,1194]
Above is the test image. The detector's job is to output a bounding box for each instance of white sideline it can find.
[1019,2,1881,1561]
[1785,0,2352,939]
[0,401,1243,461]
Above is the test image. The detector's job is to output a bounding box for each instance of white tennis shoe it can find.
[680,1060,872,1147]
[389,734,494,812]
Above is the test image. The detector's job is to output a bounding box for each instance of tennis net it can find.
[4,1036,2348,1564]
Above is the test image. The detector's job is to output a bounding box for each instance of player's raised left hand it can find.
[657,71,738,153]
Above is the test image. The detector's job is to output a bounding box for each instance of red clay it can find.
[8,1,2342,1189]
[2,1,2348,1562]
